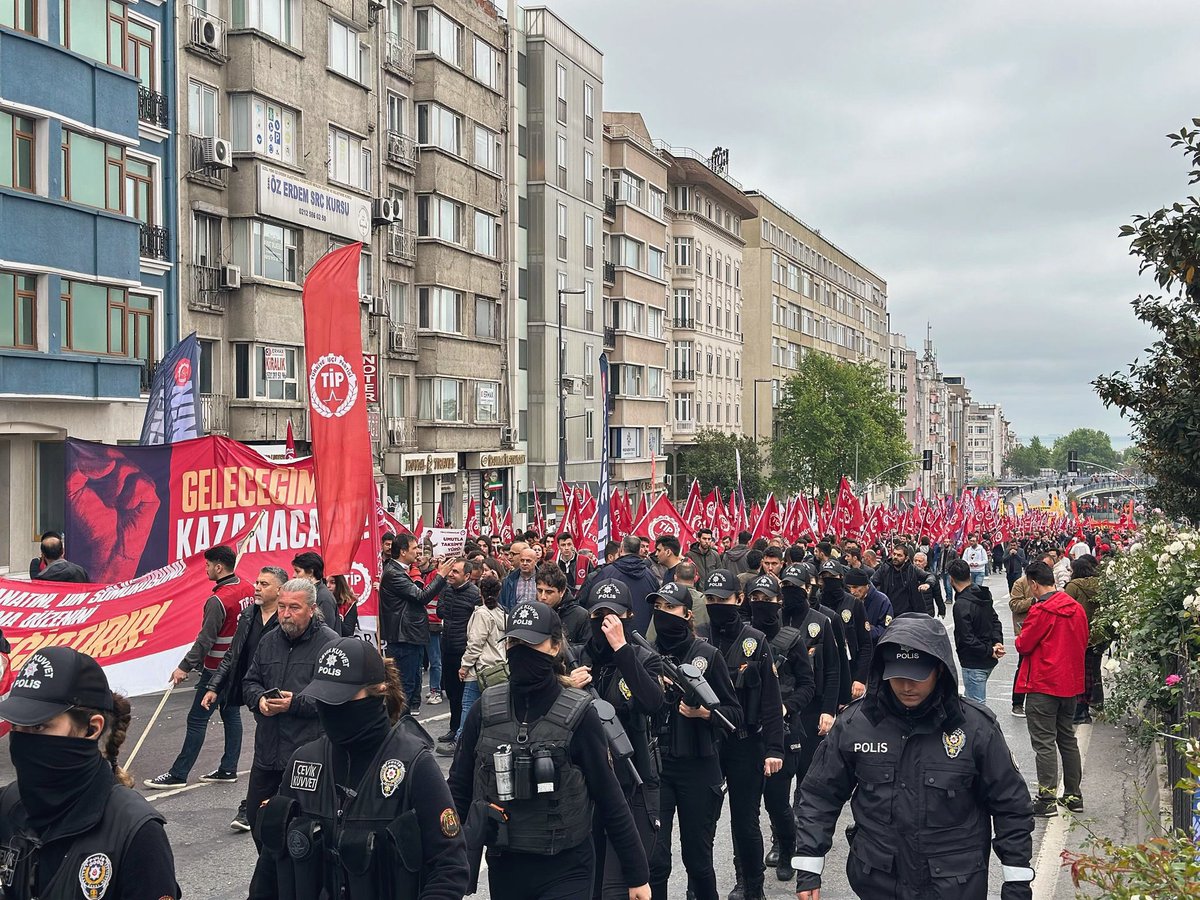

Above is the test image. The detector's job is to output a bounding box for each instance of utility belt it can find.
[732,723,762,742]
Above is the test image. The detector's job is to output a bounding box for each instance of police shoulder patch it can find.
[78,853,112,900]
[884,614,893,626]
[691,656,708,673]
[841,608,852,623]
[943,727,967,759]
[380,758,406,798]
[742,637,758,657]
[618,677,632,701]
[807,622,820,638]
[290,759,322,792]
[440,807,461,837]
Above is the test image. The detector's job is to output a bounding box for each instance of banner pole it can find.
[123,681,176,771]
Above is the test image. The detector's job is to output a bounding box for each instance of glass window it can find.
[60,280,153,360]
[0,111,36,192]
[36,441,66,536]
[419,378,462,421]
[649,187,665,218]
[648,367,663,398]
[0,270,36,349]
[648,308,664,339]
[193,213,220,266]
[125,17,156,89]
[418,286,462,332]
[623,301,643,334]
[234,343,299,400]
[327,126,371,190]
[188,79,218,136]
[583,148,594,201]
[415,7,460,66]
[416,102,462,155]
[60,0,125,67]
[124,156,154,226]
[583,82,594,139]
[475,296,498,339]
[648,247,664,279]
[233,0,299,47]
[473,37,499,89]
[615,171,643,207]
[474,210,497,257]
[584,216,594,269]
[475,381,499,422]
[556,203,567,260]
[328,17,367,81]
[474,124,500,173]
[61,131,125,213]
[417,194,462,243]
[611,235,642,270]
[673,237,691,268]
[232,219,299,282]
[0,0,38,35]
[556,133,567,189]
[556,64,567,123]
[230,94,299,164]
[584,281,594,330]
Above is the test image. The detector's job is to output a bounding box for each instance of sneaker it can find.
[427,691,443,705]
[1032,795,1058,817]
[143,773,186,790]
[230,801,251,832]
[1011,706,1026,718]
[1059,794,1084,813]
[435,740,457,757]
[200,769,239,783]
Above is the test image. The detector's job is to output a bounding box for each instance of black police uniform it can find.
[649,627,743,900]
[793,615,1035,900]
[815,593,853,708]
[828,579,873,689]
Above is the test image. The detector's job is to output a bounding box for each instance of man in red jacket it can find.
[1015,559,1089,817]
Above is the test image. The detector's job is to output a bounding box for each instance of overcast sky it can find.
[547,0,1198,446]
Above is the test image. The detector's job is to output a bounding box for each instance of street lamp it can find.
[752,379,772,444]
[558,288,587,494]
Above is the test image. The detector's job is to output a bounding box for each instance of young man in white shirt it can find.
[962,533,989,586]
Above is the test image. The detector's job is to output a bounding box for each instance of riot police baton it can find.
[566,648,643,786]
[628,631,736,733]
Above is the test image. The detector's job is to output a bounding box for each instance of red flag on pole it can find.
[500,507,516,543]
[435,505,445,529]
[632,493,695,547]
[302,243,375,576]
[466,497,481,537]
[682,479,703,531]
[284,418,296,460]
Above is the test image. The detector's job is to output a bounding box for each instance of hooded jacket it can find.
[794,614,1034,900]
[1063,575,1101,633]
[583,554,660,634]
[952,583,1004,670]
[1014,590,1088,697]
[685,542,722,582]
[722,543,753,575]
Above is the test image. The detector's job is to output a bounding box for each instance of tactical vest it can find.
[769,626,806,700]
[655,637,723,760]
[204,576,256,671]
[0,784,170,900]
[798,608,829,709]
[719,625,764,736]
[472,684,593,855]
[260,716,431,900]
[578,642,659,786]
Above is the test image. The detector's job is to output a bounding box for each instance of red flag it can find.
[489,499,502,536]
[284,418,296,460]
[533,485,546,537]
[435,505,445,529]
[750,493,782,544]
[632,493,695,547]
[466,497,481,537]
[413,515,425,541]
[302,243,374,576]
[633,492,648,530]
[682,480,704,533]
[500,507,515,543]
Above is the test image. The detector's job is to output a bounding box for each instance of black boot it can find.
[775,846,796,882]
[764,840,779,867]
[726,875,744,900]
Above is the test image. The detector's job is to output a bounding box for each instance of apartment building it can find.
[602,112,669,493]
[942,375,971,494]
[742,191,889,443]
[660,143,754,453]
[965,401,1010,483]
[887,332,919,495]
[0,1,176,572]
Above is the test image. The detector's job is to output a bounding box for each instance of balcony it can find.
[388,322,418,357]
[200,393,230,435]
[187,135,228,187]
[386,416,417,448]
[140,223,169,261]
[137,86,169,128]
[188,264,225,314]
[603,261,615,284]
[139,360,157,393]
[672,316,695,330]
[603,326,615,348]
[386,131,418,170]
[387,228,416,264]
[674,420,697,434]
[672,368,696,381]
[604,195,616,219]
[384,37,416,79]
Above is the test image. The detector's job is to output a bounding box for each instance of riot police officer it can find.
[448,601,651,900]
[567,579,664,900]
[646,581,743,900]
[812,561,853,709]
[698,570,784,900]
[251,637,468,900]
[0,647,181,899]
[819,560,873,700]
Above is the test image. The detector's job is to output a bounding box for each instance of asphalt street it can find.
[0,564,1137,900]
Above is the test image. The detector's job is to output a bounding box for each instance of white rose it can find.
[1169,541,1185,555]
[1102,658,1121,674]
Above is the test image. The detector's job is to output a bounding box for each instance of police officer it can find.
[819,560,872,701]
[812,561,853,709]
[567,579,664,900]
[698,570,784,900]
[793,614,1035,899]
[646,582,743,900]
[448,601,651,900]
[251,637,468,900]
[0,647,180,899]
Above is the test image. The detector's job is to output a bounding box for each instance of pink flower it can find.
[1166,674,1182,687]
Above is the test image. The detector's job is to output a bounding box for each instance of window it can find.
[234,344,299,400]
[623,301,643,334]
[556,134,567,189]
[418,286,462,332]
[232,219,299,282]
[674,185,690,211]
[556,203,568,260]
[647,367,664,399]
[328,18,368,82]
[1,0,37,35]
[416,8,460,66]
[610,427,641,459]
[417,195,463,243]
[0,270,36,349]
[124,156,154,228]
[556,64,567,123]
[611,235,642,270]
[648,308,664,339]
[475,381,499,422]
[674,392,693,422]
[584,149,594,202]
[615,170,643,207]
[673,237,691,268]
[649,187,665,219]
[388,281,408,323]
[60,0,125,67]
[327,126,371,191]
[648,427,662,456]
[233,0,300,47]
[475,296,498,339]
[59,281,154,362]
[584,281,594,329]
[188,80,218,136]
[474,124,500,173]
[419,378,462,421]
[585,410,594,457]
[584,344,594,396]
[584,216,595,269]
[193,213,220,266]
[474,37,499,89]
[648,247,665,279]
[416,103,462,155]
[230,94,299,164]
[583,83,594,139]
[36,441,66,536]
[673,289,692,322]
[61,131,125,213]
[1,111,35,192]
[474,210,497,257]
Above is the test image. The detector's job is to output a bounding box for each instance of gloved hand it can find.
[1000,879,1033,900]
[795,869,821,896]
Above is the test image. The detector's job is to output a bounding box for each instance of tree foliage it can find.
[1094,120,1200,520]
[676,430,767,499]
[1005,437,1051,477]
[770,354,912,495]
[1050,428,1119,473]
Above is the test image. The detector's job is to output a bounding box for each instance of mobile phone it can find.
[262,688,283,700]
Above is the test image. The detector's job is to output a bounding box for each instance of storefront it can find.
[382,451,460,527]
[465,450,527,531]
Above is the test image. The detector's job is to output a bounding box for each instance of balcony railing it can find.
[672,316,695,329]
[604,195,616,218]
[603,261,615,284]
[674,420,697,434]
[140,223,169,260]
[672,368,696,381]
[387,228,416,264]
[388,322,418,356]
[386,131,418,170]
[188,135,228,186]
[140,360,157,393]
[189,264,225,313]
[603,326,615,348]
[386,416,416,448]
[137,86,169,128]
[200,393,229,435]
[384,37,416,78]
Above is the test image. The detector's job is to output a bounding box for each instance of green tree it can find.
[1049,428,1119,473]
[770,354,913,495]
[1094,120,1200,519]
[1004,436,1052,477]
[676,430,767,499]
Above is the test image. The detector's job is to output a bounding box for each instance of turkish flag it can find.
[302,243,375,576]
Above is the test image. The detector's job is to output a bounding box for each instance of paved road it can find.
[0,569,1131,899]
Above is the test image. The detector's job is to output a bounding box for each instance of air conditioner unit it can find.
[220,264,241,290]
[372,198,398,226]
[201,137,233,169]
[368,0,386,9]
[501,425,516,447]
[362,295,388,318]
[193,14,223,52]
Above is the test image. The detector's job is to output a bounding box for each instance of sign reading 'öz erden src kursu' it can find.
[257,164,372,243]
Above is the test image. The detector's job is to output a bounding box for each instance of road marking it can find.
[1031,722,1093,900]
[145,769,252,802]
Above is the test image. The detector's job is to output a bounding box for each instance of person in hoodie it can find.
[722,530,755,575]
[948,559,1006,702]
[793,614,1034,900]
[435,557,482,752]
[537,563,589,645]
[580,535,662,634]
[685,528,722,583]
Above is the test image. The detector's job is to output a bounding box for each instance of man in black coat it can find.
[579,535,661,633]
[948,559,1005,703]
[871,544,932,616]
[433,558,481,749]
[31,534,89,583]
[380,533,451,715]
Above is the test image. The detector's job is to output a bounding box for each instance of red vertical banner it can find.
[302,243,375,576]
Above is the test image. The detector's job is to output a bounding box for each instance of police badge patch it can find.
[380,758,406,798]
[440,807,461,837]
[841,609,852,624]
[691,656,708,673]
[618,678,632,700]
[742,637,758,657]
[943,727,967,759]
[78,853,112,900]
[884,615,893,626]
[807,622,820,638]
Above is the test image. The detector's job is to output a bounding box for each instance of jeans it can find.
[970,570,986,587]
[1025,692,1082,797]
[388,641,425,712]
[942,574,955,604]
[426,633,442,697]
[961,667,992,702]
[168,668,242,780]
[458,678,481,740]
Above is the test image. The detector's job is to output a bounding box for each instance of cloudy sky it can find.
[547,0,1198,446]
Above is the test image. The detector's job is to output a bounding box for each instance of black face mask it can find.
[706,602,742,632]
[590,616,629,651]
[508,643,559,693]
[318,696,390,746]
[781,583,809,614]
[652,608,692,650]
[820,580,843,603]
[750,600,782,633]
[9,731,110,832]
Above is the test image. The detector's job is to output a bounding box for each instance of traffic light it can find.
[922,449,933,471]
[1067,450,1079,474]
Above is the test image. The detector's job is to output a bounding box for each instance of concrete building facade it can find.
[965,401,1010,484]
[0,0,177,572]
